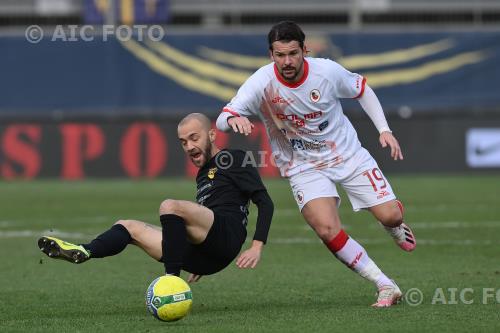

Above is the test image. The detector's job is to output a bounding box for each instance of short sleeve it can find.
[223,67,269,117]
[325,60,366,99]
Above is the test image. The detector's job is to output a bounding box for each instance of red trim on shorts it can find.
[222,107,240,117]
[325,229,349,253]
[273,59,309,88]
[353,77,367,99]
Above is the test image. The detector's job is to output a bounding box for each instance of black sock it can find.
[160,214,187,276]
[82,224,132,258]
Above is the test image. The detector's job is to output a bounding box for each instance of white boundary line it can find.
[1,228,498,246]
[0,229,92,239]
[270,238,500,246]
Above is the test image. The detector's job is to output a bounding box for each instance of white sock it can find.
[329,232,393,289]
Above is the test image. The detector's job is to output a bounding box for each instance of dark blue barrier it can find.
[84,0,169,24]
[0,31,499,116]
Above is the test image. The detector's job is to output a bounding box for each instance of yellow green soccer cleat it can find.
[38,236,90,264]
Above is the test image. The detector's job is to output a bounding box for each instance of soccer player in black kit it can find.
[38,113,274,282]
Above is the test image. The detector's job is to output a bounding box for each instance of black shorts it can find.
[180,212,247,275]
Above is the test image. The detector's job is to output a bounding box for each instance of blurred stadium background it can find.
[0,0,499,179]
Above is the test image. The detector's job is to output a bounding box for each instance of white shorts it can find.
[289,148,396,211]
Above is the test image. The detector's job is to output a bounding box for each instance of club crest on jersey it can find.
[310,89,321,103]
[208,167,217,179]
[296,190,304,204]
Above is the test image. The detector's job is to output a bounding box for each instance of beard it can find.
[281,61,303,82]
[190,138,213,167]
[200,140,212,166]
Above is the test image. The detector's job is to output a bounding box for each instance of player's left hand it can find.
[236,246,262,269]
[187,273,202,283]
[379,131,404,161]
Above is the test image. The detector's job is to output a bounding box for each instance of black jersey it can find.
[196,149,272,242]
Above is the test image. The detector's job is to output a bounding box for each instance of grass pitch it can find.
[0,175,499,332]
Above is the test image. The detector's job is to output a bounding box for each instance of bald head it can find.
[178,113,212,132]
[178,113,219,168]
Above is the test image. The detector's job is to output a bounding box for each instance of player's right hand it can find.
[228,116,254,136]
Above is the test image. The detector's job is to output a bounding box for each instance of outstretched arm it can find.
[236,190,274,269]
[358,85,404,160]
[217,70,263,134]
[216,109,254,135]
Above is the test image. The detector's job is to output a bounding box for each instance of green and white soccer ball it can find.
[146,275,193,322]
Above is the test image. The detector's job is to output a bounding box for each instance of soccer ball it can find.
[145,275,193,322]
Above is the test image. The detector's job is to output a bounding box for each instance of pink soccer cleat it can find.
[372,283,402,308]
[383,200,416,252]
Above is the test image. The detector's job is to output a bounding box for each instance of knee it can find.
[114,219,140,238]
[316,226,337,242]
[309,218,342,242]
[159,199,182,216]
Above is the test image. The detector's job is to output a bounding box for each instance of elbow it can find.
[253,190,274,216]
[268,197,275,214]
[263,193,275,216]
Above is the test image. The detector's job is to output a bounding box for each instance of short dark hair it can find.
[268,21,305,50]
